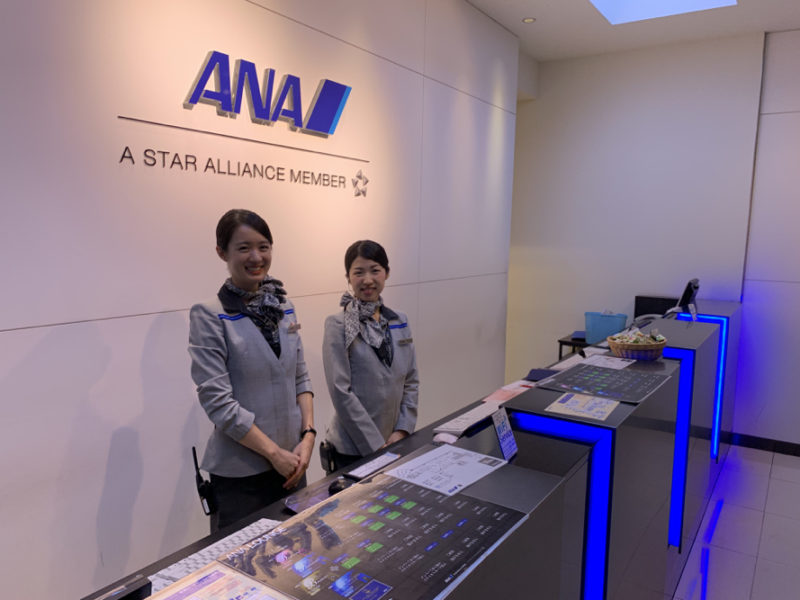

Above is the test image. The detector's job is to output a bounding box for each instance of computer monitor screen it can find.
[634,296,679,318]
[632,279,700,327]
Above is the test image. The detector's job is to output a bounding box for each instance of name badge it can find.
[288,323,302,333]
[398,337,413,345]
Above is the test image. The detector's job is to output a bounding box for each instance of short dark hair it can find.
[216,209,273,250]
[344,240,389,274]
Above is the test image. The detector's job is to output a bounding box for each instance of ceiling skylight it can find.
[589,0,737,25]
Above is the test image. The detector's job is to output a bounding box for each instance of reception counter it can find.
[506,358,681,600]
[84,405,592,600]
[85,326,733,600]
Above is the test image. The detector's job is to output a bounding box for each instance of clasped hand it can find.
[279,436,314,489]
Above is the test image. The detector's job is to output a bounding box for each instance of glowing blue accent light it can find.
[700,546,710,599]
[589,0,737,25]
[677,313,728,460]
[703,499,724,545]
[663,346,694,549]
[695,500,723,600]
[509,412,612,600]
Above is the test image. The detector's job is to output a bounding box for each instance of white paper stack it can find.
[433,400,502,436]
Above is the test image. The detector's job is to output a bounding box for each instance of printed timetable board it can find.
[218,474,524,600]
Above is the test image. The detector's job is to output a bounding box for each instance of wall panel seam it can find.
[242,0,515,113]
[0,273,510,333]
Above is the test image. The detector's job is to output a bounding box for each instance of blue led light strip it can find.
[509,412,612,600]
[662,347,694,549]
[676,313,728,460]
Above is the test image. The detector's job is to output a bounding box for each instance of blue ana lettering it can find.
[233,59,274,123]
[185,50,351,136]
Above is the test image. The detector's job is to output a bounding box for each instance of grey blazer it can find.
[322,306,419,456]
[189,295,313,477]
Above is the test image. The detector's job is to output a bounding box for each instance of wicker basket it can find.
[606,336,666,361]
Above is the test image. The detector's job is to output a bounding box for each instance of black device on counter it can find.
[676,278,700,317]
[328,476,352,495]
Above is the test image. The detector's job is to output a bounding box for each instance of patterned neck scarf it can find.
[340,292,385,350]
[223,276,286,356]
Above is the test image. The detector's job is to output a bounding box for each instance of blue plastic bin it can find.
[584,312,628,344]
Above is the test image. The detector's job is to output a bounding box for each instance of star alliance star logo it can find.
[352,170,369,197]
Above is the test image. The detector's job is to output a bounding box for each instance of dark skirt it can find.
[209,469,307,533]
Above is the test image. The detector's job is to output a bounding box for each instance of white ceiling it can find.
[468,0,800,61]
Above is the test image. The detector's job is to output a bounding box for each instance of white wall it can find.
[517,52,539,101]
[734,30,800,444]
[0,1,518,598]
[506,34,763,381]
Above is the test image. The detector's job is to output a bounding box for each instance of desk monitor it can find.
[632,278,699,328]
[634,296,678,318]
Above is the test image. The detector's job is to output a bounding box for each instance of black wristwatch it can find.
[300,426,317,441]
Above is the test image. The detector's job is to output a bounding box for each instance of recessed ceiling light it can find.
[522,17,536,24]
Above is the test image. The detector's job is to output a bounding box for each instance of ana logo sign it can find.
[185,50,352,136]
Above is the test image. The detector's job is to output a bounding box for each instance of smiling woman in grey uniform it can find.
[189,209,315,532]
[321,240,419,474]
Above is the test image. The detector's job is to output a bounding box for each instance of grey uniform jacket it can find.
[189,295,313,477]
[322,306,419,456]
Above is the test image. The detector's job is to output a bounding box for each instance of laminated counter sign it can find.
[217,474,524,600]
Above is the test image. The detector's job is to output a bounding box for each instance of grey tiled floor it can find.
[673,447,800,599]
